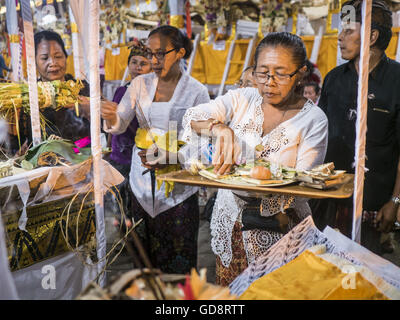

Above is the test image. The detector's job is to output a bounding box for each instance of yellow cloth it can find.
[170,15,185,29]
[66,54,75,78]
[240,249,397,300]
[135,128,184,197]
[103,32,399,83]
[104,46,131,81]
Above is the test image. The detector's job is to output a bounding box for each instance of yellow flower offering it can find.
[134,128,185,197]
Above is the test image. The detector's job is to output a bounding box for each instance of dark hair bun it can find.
[254,32,307,69]
[149,25,192,59]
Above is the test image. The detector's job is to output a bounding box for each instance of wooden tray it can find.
[157,170,354,199]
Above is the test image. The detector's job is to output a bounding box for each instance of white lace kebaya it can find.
[181,87,328,267]
[104,72,210,217]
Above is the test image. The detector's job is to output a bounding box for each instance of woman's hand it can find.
[138,144,171,170]
[64,96,91,119]
[78,96,91,119]
[211,124,238,176]
[101,99,118,127]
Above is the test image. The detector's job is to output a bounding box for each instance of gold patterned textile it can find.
[170,15,185,29]
[9,34,20,43]
[3,193,96,272]
[71,23,78,34]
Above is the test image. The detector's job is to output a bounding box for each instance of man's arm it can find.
[377,157,400,232]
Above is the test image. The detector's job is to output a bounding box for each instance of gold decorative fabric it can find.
[3,194,96,272]
[9,34,20,43]
[70,23,78,34]
[170,15,185,29]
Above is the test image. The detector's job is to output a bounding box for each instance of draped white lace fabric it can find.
[181,87,328,267]
[104,72,210,217]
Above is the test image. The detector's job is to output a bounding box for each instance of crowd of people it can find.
[1,0,399,287]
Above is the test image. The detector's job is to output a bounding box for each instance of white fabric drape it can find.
[352,0,372,242]
[69,0,90,79]
[88,0,106,287]
[21,0,41,146]
[0,210,19,299]
[68,5,84,79]
[310,25,324,64]
[5,0,21,82]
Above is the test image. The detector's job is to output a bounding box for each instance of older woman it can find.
[181,32,328,285]
[14,30,90,153]
[101,26,210,274]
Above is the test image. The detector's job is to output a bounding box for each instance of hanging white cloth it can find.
[69,0,90,79]
[5,0,21,82]
[0,209,19,299]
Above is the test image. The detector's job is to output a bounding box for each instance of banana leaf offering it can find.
[22,139,90,169]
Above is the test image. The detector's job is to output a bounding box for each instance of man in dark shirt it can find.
[314,0,400,255]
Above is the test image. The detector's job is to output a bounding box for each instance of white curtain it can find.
[5,0,22,82]
[0,211,19,299]
[69,0,90,79]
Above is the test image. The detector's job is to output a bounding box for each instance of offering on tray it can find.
[195,159,347,190]
[198,159,297,187]
[296,162,347,190]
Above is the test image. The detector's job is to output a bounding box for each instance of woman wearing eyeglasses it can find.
[101,26,210,274]
[181,32,328,286]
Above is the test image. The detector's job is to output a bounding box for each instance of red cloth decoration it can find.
[185,0,192,39]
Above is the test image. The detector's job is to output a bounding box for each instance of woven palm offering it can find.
[0,80,84,139]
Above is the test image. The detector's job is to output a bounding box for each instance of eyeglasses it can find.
[145,48,176,61]
[253,67,302,85]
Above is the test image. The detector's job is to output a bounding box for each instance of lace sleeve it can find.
[181,89,242,142]
[296,111,328,170]
[179,90,241,170]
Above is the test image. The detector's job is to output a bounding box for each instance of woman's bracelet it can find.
[208,119,223,135]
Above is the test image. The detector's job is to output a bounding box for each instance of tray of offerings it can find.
[157,161,354,199]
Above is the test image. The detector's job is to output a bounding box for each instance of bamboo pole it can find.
[88,0,106,286]
[5,0,21,82]
[352,0,372,243]
[20,0,41,146]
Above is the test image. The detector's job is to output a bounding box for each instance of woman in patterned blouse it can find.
[181,32,328,286]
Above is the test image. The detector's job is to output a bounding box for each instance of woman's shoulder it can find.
[130,72,156,85]
[225,87,261,103]
[185,74,208,91]
[301,100,328,123]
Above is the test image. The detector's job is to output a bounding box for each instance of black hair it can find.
[148,25,193,59]
[243,65,255,73]
[341,0,392,51]
[254,32,307,70]
[34,30,68,57]
[304,82,320,95]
